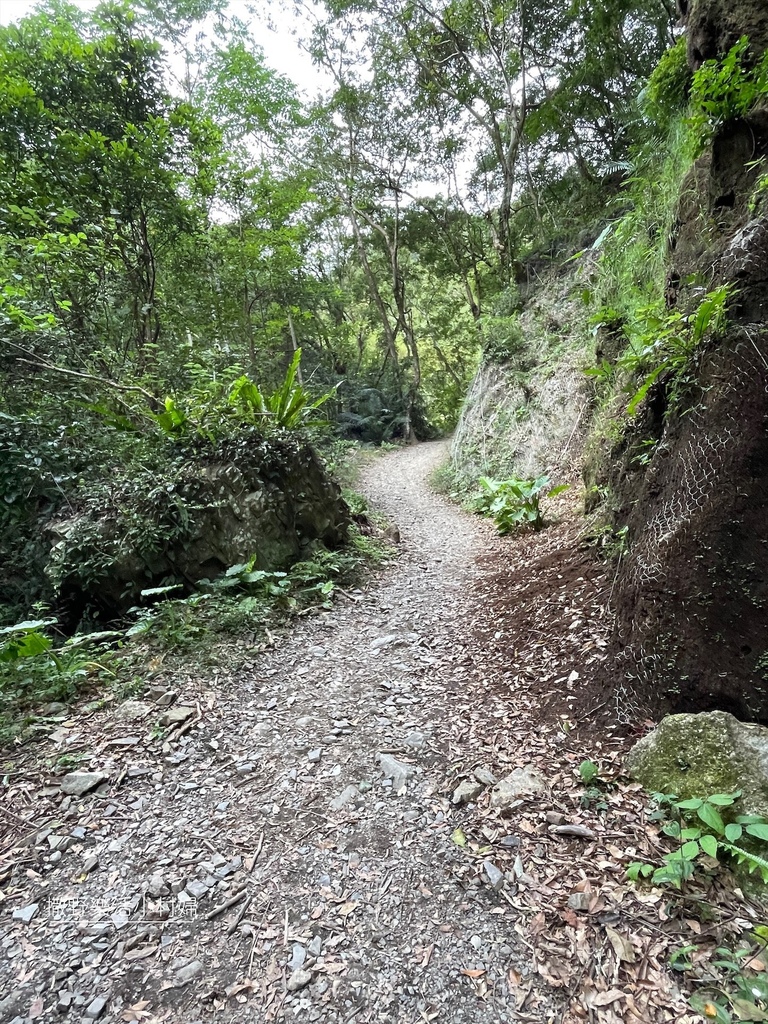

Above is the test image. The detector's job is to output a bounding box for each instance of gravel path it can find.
[1,442,564,1024]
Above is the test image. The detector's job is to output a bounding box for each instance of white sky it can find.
[0,0,329,96]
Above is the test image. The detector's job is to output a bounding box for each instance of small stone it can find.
[483,860,505,891]
[286,968,313,993]
[60,772,108,796]
[84,996,107,1019]
[377,753,417,794]
[12,903,39,923]
[567,891,591,911]
[308,935,322,957]
[185,879,209,900]
[546,811,565,825]
[474,766,497,786]
[237,762,255,774]
[176,960,203,985]
[57,991,73,1012]
[490,768,548,809]
[288,944,306,971]
[330,785,361,811]
[160,706,194,726]
[148,874,169,897]
[307,749,322,763]
[452,780,483,805]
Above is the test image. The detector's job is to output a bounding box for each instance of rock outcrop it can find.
[48,431,349,622]
[627,711,768,816]
[605,6,768,722]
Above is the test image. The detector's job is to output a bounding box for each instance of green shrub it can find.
[475,475,569,534]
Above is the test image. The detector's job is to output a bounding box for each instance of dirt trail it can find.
[0,443,688,1024]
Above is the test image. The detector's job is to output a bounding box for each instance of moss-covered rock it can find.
[626,711,768,815]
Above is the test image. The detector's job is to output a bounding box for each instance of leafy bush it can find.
[0,618,116,740]
[642,37,692,130]
[628,791,768,888]
[689,37,768,149]
[475,475,569,534]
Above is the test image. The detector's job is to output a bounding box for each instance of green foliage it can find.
[578,759,611,812]
[475,475,569,534]
[686,941,768,1023]
[579,759,600,785]
[0,617,116,742]
[627,791,768,889]
[586,286,730,417]
[689,38,768,149]
[228,350,336,430]
[642,37,691,130]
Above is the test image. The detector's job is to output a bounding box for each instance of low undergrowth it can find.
[0,503,393,746]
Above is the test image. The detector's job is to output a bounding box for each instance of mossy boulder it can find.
[626,711,768,816]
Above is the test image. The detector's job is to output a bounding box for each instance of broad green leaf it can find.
[745,823,768,841]
[680,840,700,859]
[707,792,740,805]
[697,803,725,833]
[725,823,743,842]
[699,834,718,858]
[676,798,703,810]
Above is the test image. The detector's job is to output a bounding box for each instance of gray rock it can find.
[84,996,108,1019]
[185,879,209,900]
[160,706,194,726]
[567,892,591,912]
[307,749,322,763]
[377,753,417,794]
[482,860,505,891]
[329,785,361,811]
[474,766,497,786]
[288,943,306,971]
[148,874,169,897]
[60,772,108,796]
[626,711,768,814]
[287,968,313,993]
[308,935,322,957]
[115,700,150,721]
[490,767,548,808]
[0,990,24,1017]
[404,731,427,750]
[452,780,483,805]
[12,903,39,923]
[176,960,203,985]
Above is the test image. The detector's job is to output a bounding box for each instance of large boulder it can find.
[626,711,768,816]
[47,430,349,622]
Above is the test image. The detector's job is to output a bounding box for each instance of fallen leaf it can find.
[590,989,625,1007]
[605,925,636,964]
[29,997,44,1019]
[460,968,486,978]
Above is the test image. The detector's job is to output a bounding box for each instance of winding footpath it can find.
[0,443,687,1024]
